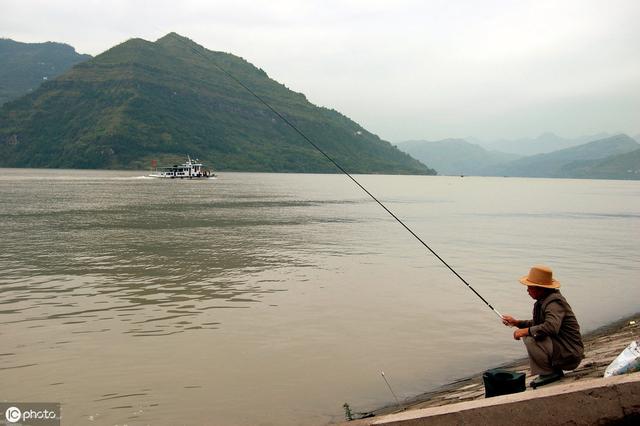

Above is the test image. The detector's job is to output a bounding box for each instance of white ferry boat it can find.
[149,155,216,179]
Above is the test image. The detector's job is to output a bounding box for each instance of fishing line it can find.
[179,39,502,320]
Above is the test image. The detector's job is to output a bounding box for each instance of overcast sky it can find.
[2,0,639,142]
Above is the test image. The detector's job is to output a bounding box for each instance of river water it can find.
[1,169,639,425]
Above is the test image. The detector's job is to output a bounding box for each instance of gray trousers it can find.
[523,336,554,375]
[523,336,581,375]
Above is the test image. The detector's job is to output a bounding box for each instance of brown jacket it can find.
[519,290,584,368]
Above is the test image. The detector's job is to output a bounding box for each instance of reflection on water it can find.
[1,172,366,338]
[1,169,639,425]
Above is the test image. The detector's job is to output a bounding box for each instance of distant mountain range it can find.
[0,33,433,174]
[484,134,639,178]
[397,134,640,180]
[468,132,613,156]
[0,38,91,105]
[396,139,520,176]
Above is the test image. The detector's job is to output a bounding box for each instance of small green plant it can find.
[343,402,353,421]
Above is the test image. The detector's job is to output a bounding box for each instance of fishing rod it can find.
[380,371,403,410]
[179,39,503,321]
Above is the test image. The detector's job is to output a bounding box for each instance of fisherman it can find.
[502,265,584,388]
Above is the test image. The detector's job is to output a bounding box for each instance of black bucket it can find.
[482,368,526,398]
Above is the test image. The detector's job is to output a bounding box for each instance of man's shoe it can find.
[530,370,564,389]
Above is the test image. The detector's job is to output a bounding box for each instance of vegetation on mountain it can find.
[0,33,434,174]
[0,38,91,105]
[396,138,519,175]
[557,148,640,180]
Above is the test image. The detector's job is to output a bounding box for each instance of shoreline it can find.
[341,313,639,423]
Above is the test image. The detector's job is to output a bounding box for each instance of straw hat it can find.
[519,265,561,289]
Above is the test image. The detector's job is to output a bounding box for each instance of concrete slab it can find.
[355,372,640,426]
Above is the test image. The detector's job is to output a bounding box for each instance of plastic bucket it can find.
[482,368,526,397]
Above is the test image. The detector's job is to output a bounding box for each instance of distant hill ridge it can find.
[396,139,519,176]
[484,134,639,178]
[0,38,91,105]
[470,132,614,156]
[558,147,640,180]
[396,134,640,180]
[0,33,434,174]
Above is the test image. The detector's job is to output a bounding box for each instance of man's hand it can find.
[502,315,518,327]
[513,328,529,340]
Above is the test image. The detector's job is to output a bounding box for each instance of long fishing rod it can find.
[179,39,503,321]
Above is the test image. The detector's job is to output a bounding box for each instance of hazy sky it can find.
[2,0,639,141]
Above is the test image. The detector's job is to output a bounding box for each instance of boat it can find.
[148,155,216,179]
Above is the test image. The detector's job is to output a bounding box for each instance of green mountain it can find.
[0,33,433,174]
[557,148,640,180]
[484,134,640,178]
[396,138,519,175]
[0,38,91,105]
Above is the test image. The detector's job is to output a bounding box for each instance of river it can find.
[1,169,638,425]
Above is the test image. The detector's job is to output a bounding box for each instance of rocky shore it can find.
[338,313,639,424]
